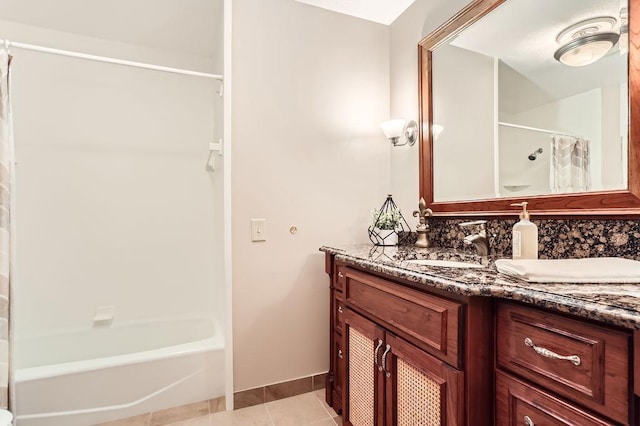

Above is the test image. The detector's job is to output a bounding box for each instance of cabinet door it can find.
[384,333,463,426]
[344,309,385,426]
[327,289,338,410]
[633,330,640,397]
[333,331,343,414]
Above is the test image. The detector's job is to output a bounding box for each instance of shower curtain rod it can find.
[3,39,223,80]
[498,121,578,138]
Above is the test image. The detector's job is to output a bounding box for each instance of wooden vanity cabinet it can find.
[325,255,493,425]
[326,254,639,425]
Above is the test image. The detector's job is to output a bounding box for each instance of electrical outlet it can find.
[251,219,266,242]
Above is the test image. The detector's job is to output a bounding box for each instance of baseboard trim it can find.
[233,372,328,409]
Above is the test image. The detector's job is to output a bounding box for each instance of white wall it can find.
[4,20,225,347]
[432,45,495,201]
[389,0,471,216]
[601,83,627,189]
[232,0,390,391]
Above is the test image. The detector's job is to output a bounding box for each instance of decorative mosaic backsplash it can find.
[424,218,640,260]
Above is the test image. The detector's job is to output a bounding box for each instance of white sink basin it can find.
[405,259,485,269]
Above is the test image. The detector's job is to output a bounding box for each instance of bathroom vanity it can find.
[322,245,640,425]
[326,0,640,422]
[325,0,640,422]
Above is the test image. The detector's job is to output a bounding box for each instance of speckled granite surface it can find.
[320,244,640,330]
[429,218,640,259]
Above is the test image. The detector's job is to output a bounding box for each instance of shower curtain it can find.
[0,46,13,411]
[550,134,590,192]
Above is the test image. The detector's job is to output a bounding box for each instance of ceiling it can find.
[452,0,623,75]
[0,0,415,59]
[448,0,627,110]
[294,0,415,25]
[0,0,222,57]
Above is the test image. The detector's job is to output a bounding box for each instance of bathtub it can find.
[14,317,225,426]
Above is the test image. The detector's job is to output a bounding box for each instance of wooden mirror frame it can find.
[419,0,640,217]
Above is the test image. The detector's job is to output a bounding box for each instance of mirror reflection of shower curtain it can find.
[0,46,14,411]
[550,134,590,192]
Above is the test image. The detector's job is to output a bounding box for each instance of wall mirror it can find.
[419,0,640,216]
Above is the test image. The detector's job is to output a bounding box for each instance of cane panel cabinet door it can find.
[343,308,463,425]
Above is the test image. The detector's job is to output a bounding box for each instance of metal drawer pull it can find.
[381,345,392,377]
[374,339,383,369]
[337,306,343,314]
[523,415,534,426]
[338,272,345,278]
[338,349,343,359]
[524,338,581,366]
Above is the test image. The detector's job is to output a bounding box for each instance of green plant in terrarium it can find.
[370,208,402,230]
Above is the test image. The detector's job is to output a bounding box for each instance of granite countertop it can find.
[320,244,640,330]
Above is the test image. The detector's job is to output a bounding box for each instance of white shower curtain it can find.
[0,46,14,410]
[550,134,590,192]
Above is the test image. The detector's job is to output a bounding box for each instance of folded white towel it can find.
[494,258,640,283]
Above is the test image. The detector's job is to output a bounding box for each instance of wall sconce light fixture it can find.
[380,119,418,147]
[553,17,619,67]
[432,124,444,142]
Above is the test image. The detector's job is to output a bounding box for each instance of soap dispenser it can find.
[511,202,538,259]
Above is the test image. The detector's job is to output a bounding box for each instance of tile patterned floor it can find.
[165,390,340,426]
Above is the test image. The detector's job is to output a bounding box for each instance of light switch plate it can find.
[251,219,266,242]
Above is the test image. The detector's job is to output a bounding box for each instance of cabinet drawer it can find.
[334,264,347,292]
[344,267,462,367]
[496,371,615,426]
[497,302,630,425]
[334,292,345,335]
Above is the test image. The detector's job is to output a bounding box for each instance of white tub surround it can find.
[14,318,224,426]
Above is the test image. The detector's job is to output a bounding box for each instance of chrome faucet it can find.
[459,220,489,256]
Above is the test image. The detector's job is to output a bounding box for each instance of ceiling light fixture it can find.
[554,17,619,67]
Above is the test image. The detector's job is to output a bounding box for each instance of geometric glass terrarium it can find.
[368,194,410,246]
